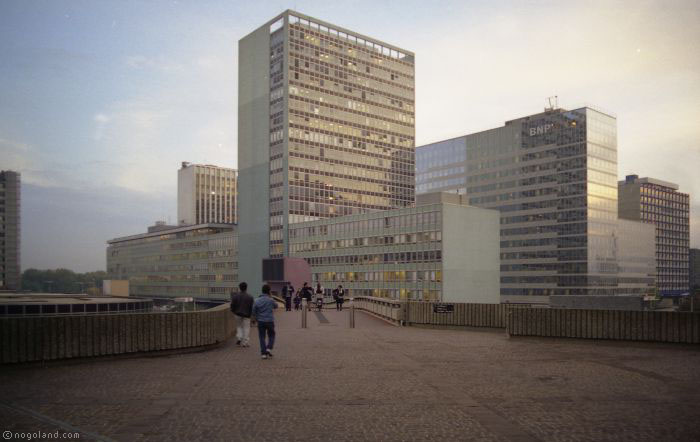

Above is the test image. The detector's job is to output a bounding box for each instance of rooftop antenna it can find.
[545,95,558,111]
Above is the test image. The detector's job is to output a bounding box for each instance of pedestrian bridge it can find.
[1,304,699,441]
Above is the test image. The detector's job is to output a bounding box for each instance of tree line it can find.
[21,269,108,294]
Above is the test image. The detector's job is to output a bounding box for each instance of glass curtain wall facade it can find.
[239,10,415,294]
[416,107,653,302]
[618,175,690,295]
[107,224,237,300]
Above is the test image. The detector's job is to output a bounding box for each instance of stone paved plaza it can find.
[1,307,700,441]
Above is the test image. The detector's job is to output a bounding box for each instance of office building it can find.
[239,10,415,293]
[416,106,655,303]
[690,248,700,291]
[178,163,238,225]
[618,175,690,296]
[107,223,237,300]
[0,170,21,290]
[289,192,500,302]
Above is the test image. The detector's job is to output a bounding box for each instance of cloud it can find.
[93,112,110,140]
[124,55,183,72]
[21,183,176,272]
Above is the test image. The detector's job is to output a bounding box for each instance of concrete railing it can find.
[0,303,235,364]
[353,297,506,327]
[353,297,405,323]
[354,297,700,344]
[507,308,700,344]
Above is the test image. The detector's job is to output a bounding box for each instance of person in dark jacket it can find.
[301,282,312,310]
[335,285,345,311]
[230,282,254,347]
[283,283,292,311]
[252,284,278,359]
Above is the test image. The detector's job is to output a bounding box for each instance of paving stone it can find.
[0,307,699,441]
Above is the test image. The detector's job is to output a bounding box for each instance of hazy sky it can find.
[1,0,699,272]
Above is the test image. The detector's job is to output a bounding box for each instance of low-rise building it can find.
[107,223,237,300]
[289,192,500,303]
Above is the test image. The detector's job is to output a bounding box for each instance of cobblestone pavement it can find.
[1,307,700,441]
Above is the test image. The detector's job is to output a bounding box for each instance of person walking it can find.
[335,284,345,311]
[315,283,324,311]
[252,284,277,359]
[301,282,312,311]
[293,287,301,310]
[283,283,292,312]
[230,282,254,347]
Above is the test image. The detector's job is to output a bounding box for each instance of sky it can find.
[1,0,699,272]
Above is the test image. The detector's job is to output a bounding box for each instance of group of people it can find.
[282,282,346,312]
[229,282,276,359]
[229,281,348,360]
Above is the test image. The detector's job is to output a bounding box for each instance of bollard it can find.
[349,298,355,328]
[302,299,307,328]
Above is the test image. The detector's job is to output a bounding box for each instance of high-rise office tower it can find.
[416,106,655,303]
[618,175,690,296]
[690,248,700,291]
[0,170,21,290]
[238,10,415,291]
[178,162,238,225]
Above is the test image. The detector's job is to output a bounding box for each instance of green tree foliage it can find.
[21,269,108,293]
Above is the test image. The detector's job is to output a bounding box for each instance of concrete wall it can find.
[355,296,700,344]
[442,203,500,303]
[550,295,644,311]
[103,280,130,297]
[507,308,700,344]
[355,296,507,327]
[238,19,273,297]
[177,165,195,225]
[0,304,235,364]
[618,181,641,221]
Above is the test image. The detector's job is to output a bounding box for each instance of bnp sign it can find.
[529,123,554,136]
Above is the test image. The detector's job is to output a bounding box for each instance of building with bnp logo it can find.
[416,106,655,304]
[238,10,415,292]
[618,175,690,296]
[178,162,238,226]
[0,170,21,291]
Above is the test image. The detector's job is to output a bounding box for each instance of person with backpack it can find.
[230,282,254,347]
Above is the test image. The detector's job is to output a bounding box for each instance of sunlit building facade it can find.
[239,10,415,292]
[618,175,690,296]
[417,107,655,303]
[107,223,237,300]
[178,163,238,225]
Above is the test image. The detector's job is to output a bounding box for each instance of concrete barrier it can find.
[354,297,700,344]
[0,303,235,364]
[354,297,506,327]
[507,308,700,344]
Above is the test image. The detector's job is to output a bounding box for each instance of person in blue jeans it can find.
[252,284,277,359]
